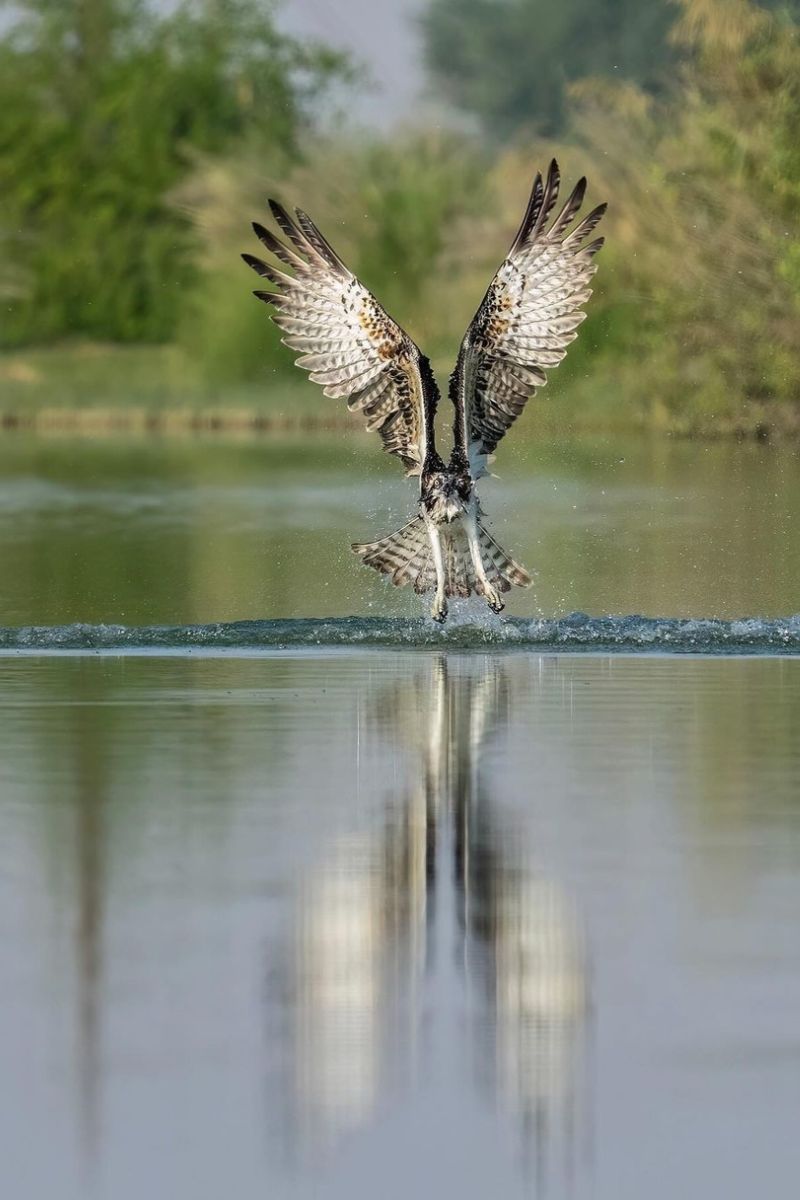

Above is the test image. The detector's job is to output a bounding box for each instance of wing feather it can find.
[268,200,317,261]
[452,160,606,476]
[251,222,308,272]
[244,206,437,474]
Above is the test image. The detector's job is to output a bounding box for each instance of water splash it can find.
[1,613,799,654]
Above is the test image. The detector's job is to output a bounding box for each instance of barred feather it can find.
[451,159,606,476]
[352,517,531,598]
[244,205,439,475]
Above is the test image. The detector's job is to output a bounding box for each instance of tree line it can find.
[1,0,799,432]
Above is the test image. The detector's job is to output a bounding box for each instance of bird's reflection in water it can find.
[289,656,589,1186]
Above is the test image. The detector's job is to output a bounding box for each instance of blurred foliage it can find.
[420,0,800,139]
[2,0,800,435]
[0,0,350,347]
[176,133,488,385]
[175,1,800,433]
[555,0,800,430]
[421,0,675,137]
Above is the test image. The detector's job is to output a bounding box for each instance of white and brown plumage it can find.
[243,160,606,622]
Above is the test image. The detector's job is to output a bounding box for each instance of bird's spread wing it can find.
[452,160,605,476]
[243,203,437,475]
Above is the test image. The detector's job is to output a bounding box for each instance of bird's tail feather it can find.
[476,523,533,592]
[352,517,433,593]
[352,517,532,597]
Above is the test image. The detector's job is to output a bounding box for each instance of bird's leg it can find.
[464,505,504,614]
[426,519,448,623]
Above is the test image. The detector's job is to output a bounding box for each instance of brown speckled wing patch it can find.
[243,203,438,475]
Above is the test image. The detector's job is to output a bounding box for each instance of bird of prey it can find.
[243,160,605,622]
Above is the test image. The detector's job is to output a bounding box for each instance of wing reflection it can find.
[292,821,425,1151]
[287,656,590,1183]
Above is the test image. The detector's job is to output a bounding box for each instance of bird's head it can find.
[422,464,465,522]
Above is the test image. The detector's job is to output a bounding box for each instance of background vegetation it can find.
[1,0,800,435]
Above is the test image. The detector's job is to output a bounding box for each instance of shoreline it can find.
[0,408,361,437]
[2,345,799,441]
[0,406,794,441]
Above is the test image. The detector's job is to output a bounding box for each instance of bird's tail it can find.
[352,517,433,593]
[474,522,533,594]
[352,517,532,598]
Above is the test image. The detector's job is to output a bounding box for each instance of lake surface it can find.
[0,433,799,1199]
[0,433,798,625]
[1,651,799,1199]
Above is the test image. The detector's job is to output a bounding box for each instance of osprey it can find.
[243,160,605,622]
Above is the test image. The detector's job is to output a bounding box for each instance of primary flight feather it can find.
[243,160,606,622]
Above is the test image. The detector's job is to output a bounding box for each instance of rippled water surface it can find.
[0,434,798,624]
[1,651,799,1200]
[1,433,799,1198]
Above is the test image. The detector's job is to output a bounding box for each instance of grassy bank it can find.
[0,343,344,435]
[1,343,798,440]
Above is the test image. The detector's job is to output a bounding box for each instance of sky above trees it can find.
[276,0,425,126]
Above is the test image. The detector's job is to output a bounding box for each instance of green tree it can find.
[421,0,675,138]
[0,1,349,346]
[560,0,800,428]
[420,0,800,140]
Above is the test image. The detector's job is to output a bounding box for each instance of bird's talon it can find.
[484,588,504,614]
